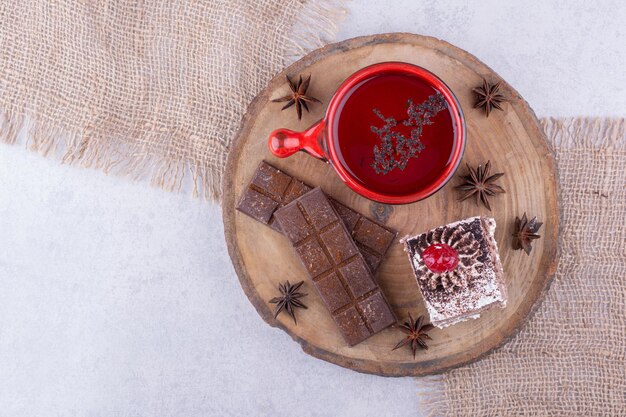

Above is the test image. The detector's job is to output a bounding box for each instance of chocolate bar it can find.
[274,188,396,346]
[402,216,507,328]
[236,161,396,272]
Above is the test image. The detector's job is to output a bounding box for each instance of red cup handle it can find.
[268,119,326,161]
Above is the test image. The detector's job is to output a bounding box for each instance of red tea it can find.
[331,72,457,197]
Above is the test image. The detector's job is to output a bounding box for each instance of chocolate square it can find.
[236,188,279,224]
[284,180,312,204]
[331,200,361,231]
[300,190,337,231]
[357,292,397,333]
[316,273,352,312]
[340,260,376,298]
[295,238,332,277]
[334,306,371,347]
[319,223,358,264]
[273,202,311,243]
[353,218,397,255]
[250,162,292,198]
[269,180,312,232]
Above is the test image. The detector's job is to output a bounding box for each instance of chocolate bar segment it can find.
[236,161,397,272]
[274,188,396,346]
[329,199,396,272]
[236,161,312,231]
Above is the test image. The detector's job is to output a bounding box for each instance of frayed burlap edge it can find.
[0,110,223,198]
[0,0,347,202]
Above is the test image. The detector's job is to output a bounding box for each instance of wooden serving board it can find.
[223,33,559,377]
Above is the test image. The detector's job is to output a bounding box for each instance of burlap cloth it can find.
[0,3,624,415]
[0,0,345,199]
[425,118,626,416]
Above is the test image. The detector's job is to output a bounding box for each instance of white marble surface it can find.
[0,1,624,416]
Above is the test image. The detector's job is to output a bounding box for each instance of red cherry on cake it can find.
[422,243,459,273]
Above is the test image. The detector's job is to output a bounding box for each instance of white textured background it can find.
[1,1,625,416]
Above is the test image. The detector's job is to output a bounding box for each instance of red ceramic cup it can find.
[268,62,465,204]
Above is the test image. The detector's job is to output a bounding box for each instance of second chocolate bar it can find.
[236,161,397,272]
[274,188,396,346]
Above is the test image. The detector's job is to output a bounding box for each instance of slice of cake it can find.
[402,216,507,328]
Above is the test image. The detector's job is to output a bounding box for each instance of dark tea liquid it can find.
[331,72,457,197]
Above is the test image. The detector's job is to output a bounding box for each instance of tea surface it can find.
[331,72,457,198]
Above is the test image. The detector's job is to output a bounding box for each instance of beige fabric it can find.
[426,118,626,416]
[0,0,345,200]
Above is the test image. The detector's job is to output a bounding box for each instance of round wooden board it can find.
[223,33,560,377]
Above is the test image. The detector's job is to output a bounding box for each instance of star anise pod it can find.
[512,213,543,255]
[473,78,508,117]
[269,280,308,325]
[392,313,434,359]
[456,160,505,211]
[272,74,321,120]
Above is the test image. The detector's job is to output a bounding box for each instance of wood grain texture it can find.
[222,33,560,377]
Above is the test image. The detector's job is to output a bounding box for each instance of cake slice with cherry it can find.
[402,217,507,328]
